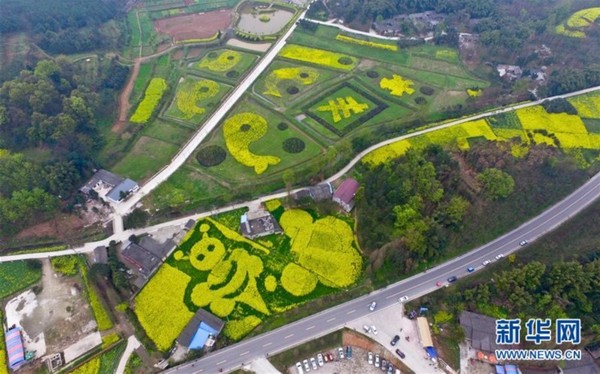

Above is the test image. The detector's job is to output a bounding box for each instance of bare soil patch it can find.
[172,48,186,60]
[112,58,141,133]
[186,47,204,59]
[16,214,86,240]
[154,9,232,42]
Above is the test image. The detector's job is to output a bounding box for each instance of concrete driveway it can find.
[346,304,442,374]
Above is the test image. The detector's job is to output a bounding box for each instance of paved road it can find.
[163,170,600,373]
[113,10,306,218]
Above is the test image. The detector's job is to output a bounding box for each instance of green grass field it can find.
[142,118,194,144]
[164,76,231,127]
[131,63,154,106]
[0,261,42,299]
[111,136,180,181]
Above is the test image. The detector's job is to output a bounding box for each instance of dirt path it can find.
[112,58,141,133]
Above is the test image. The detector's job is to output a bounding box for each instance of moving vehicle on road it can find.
[368,352,374,365]
[395,349,406,359]
[296,362,304,374]
[436,281,444,287]
[369,301,377,311]
[467,266,475,272]
[398,295,409,302]
[447,276,457,283]
[317,353,324,366]
[520,240,528,246]
[391,335,400,346]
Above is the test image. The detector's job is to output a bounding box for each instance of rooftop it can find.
[333,178,360,205]
[178,308,225,350]
[460,310,504,352]
[106,178,138,202]
[80,169,123,194]
[122,242,160,278]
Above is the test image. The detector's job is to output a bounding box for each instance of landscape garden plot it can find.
[130,63,154,106]
[363,94,600,165]
[153,9,232,42]
[194,97,322,179]
[305,83,388,136]
[142,118,194,144]
[568,92,600,118]
[190,48,258,82]
[253,60,337,107]
[335,34,398,51]
[111,136,180,181]
[279,44,359,71]
[384,62,488,91]
[556,7,600,38]
[288,24,410,66]
[130,78,168,124]
[165,76,231,126]
[409,44,460,64]
[0,260,41,299]
[135,206,362,345]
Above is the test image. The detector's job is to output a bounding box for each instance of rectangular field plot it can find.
[111,136,180,181]
[142,118,194,145]
[305,83,387,136]
[188,48,259,82]
[164,76,231,127]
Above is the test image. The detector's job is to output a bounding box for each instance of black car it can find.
[395,349,406,359]
[447,276,457,283]
[380,359,387,371]
[390,335,400,346]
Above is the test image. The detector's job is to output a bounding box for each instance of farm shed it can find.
[333,178,360,212]
[177,308,225,351]
[5,327,26,369]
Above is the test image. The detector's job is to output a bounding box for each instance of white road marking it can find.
[347,309,356,315]
[263,342,272,347]
[285,334,294,339]
[240,351,249,356]
[306,325,315,331]
[216,360,227,365]
[327,317,336,322]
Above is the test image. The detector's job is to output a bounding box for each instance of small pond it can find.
[237,2,294,35]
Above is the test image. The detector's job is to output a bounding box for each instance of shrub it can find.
[196,145,227,167]
[415,97,427,105]
[277,122,289,131]
[338,56,353,65]
[286,86,299,95]
[420,86,434,96]
[226,70,240,78]
[282,137,306,153]
[259,15,270,22]
[51,256,79,276]
[366,70,379,78]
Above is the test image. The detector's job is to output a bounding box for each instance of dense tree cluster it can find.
[0,0,123,54]
[0,58,128,237]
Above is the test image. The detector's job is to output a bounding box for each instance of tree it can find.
[478,168,515,199]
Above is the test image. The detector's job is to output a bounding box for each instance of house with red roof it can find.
[333,178,360,212]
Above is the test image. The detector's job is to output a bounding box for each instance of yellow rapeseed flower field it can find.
[134,264,194,351]
[130,78,167,124]
[281,263,318,296]
[71,358,100,374]
[516,106,588,134]
[176,79,220,119]
[199,50,241,72]
[263,67,319,97]
[223,316,262,341]
[223,112,281,174]
[379,75,415,96]
[335,34,398,51]
[568,93,600,118]
[279,44,358,70]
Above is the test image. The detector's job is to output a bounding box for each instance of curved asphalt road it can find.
[164,171,600,374]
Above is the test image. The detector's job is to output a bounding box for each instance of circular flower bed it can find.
[277,122,289,131]
[281,263,318,296]
[338,56,353,65]
[286,86,299,95]
[414,97,427,105]
[282,137,306,153]
[196,145,227,167]
[226,70,240,78]
[366,70,380,78]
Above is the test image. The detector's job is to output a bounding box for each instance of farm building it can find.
[80,169,139,203]
[292,183,334,202]
[177,309,225,351]
[122,242,160,278]
[5,327,26,369]
[332,178,360,212]
[240,206,283,239]
[416,317,433,348]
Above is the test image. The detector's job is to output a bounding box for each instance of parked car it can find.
[395,349,406,359]
[296,362,304,374]
[387,363,394,374]
[368,352,374,365]
[363,325,371,333]
[519,240,528,246]
[398,295,409,302]
[327,353,334,362]
[391,335,400,346]
[369,301,377,311]
[495,253,504,260]
[303,359,311,372]
[371,325,378,335]
[338,347,344,359]
[375,354,380,368]
[467,266,475,272]
[447,276,457,283]
[317,353,324,366]
[381,359,387,371]
[482,260,491,266]
[346,345,352,359]
[310,357,318,370]
[436,281,444,287]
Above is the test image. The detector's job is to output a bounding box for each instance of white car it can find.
[371,325,378,335]
[310,357,318,370]
[303,359,311,372]
[375,354,380,368]
[398,295,409,302]
[338,347,344,359]
[369,301,377,311]
[482,260,491,266]
[519,240,528,246]
[296,362,304,374]
[317,353,324,367]
[363,325,371,333]
[368,352,374,365]
[495,253,504,260]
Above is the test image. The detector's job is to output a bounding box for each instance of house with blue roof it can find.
[177,309,225,351]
